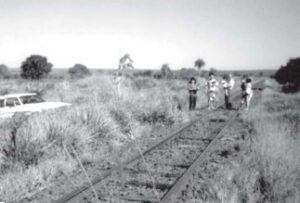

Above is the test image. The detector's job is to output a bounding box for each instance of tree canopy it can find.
[274,58,300,92]
[21,55,52,79]
[194,59,205,70]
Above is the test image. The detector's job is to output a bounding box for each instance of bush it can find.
[20,55,52,79]
[153,72,162,79]
[68,64,91,79]
[0,64,8,78]
[274,58,300,92]
[132,70,153,77]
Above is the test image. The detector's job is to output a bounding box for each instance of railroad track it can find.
[52,80,264,203]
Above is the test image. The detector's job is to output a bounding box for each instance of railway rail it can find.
[51,80,264,203]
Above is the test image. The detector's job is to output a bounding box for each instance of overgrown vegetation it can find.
[0,70,296,202]
[0,73,206,202]
[211,82,300,203]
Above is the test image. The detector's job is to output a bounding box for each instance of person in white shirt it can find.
[207,72,219,110]
[221,74,235,109]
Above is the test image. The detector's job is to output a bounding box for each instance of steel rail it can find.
[160,110,240,202]
[160,80,264,203]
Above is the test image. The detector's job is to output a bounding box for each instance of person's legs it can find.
[208,93,214,110]
[212,93,218,110]
[240,94,246,110]
[245,95,250,110]
[193,95,197,110]
[207,93,211,110]
[189,94,193,110]
[245,93,253,111]
[228,90,233,109]
[225,94,229,109]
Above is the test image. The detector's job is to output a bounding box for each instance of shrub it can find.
[153,72,162,79]
[274,58,300,92]
[68,64,91,79]
[132,70,153,77]
[20,55,52,79]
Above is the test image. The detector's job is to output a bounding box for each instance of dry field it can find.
[176,80,300,203]
[0,73,299,203]
[0,72,205,202]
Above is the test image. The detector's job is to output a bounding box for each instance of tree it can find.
[68,64,91,79]
[274,58,300,92]
[194,59,205,71]
[21,55,52,79]
[0,64,8,78]
[161,63,173,79]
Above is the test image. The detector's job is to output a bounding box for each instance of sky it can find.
[0,0,299,70]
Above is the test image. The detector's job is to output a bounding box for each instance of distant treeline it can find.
[3,67,275,79]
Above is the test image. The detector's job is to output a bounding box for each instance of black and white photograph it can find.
[0,0,299,202]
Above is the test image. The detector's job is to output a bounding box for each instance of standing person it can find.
[221,74,235,109]
[207,72,219,110]
[240,77,253,110]
[188,77,199,110]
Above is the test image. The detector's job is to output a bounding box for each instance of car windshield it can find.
[19,95,45,104]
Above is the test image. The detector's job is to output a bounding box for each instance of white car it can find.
[0,93,71,118]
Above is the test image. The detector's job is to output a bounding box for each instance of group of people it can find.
[188,73,253,111]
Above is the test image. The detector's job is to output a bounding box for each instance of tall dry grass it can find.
[0,73,208,202]
[209,83,300,203]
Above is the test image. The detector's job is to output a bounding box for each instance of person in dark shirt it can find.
[188,77,199,110]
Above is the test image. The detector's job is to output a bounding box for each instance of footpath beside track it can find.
[52,80,265,203]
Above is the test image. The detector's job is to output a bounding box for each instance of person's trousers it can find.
[224,92,232,109]
[189,94,197,110]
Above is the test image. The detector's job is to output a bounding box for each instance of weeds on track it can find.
[0,74,197,202]
[210,85,300,203]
